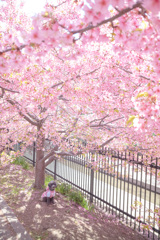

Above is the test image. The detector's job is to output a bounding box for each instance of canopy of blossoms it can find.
[0,0,160,156]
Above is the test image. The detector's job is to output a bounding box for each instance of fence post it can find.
[90,156,94,203]
[54,159,57,180]
[17,142,21,151]
[33,141,36,167]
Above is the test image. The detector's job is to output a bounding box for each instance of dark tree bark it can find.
[34,126,45,189]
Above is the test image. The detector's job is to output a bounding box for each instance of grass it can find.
[0,177,8,185]
[88,203,95,212]
[69,190,88,209]
[55,182,95,211]
[11,186,20,196]
[44,175,53,187]
[11,156,30,170]
[56,182,72,195]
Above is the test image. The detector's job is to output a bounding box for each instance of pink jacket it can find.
[41,186,56,198]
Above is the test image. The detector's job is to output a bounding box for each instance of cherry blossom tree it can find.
[0,0,160,189]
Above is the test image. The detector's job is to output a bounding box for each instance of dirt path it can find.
[0,163,147,240]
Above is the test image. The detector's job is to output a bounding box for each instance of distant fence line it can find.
[20,142,160,240]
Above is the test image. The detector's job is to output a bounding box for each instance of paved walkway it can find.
[0,195,32,240]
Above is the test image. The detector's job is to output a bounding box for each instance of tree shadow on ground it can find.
[0,164,147,240]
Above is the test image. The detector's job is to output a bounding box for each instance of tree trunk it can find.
[34,126,45,189]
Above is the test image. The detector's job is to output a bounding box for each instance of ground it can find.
[0,162,147,240]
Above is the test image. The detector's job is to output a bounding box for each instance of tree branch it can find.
[80,67,101,77]
[39,146,58,164]
[90,116,124,128]
[116,64,153,82]
[104,116,124,125]
[45,156,58,167]
[90,114,110,125]
[0,76,11,83]
[69,2,142,34]
[26,111,40,122]
[100,132,123,147]
[0,88,5,98]
[0,44,26,55]
[6,99,39,126]
[51,81,64,88]
[56,150,75,156]
[0,86,19,93]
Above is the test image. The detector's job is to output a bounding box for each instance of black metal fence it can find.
[23,144,160,240]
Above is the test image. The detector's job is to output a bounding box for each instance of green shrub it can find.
[56,182,72,196]
[88,203,95,212]
[12,156,30,170]
[56,182,90,210]
[68,190,88,209]
[44,175,53,187]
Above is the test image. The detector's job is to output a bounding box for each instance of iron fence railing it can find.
[22,143,160,240]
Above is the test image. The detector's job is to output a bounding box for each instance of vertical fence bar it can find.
[84,153,86,194]
[119,151,122,219]
[98,153,100,207]
[68,156,70,182]
[127,151,130,225]
[94,154,98,205]
[139,154,143,232]
[69,155,71,185]
[106,150,109,212]
[109,151,112,213]
[148,157,152,238]
[112,153,116,215]
[100,154,103,209]
[116,150,119,217]
[62,158,67,179]
[90,156,94,203]
[54,158,57,180]
[79,155,81,190]
[62,156,64,181]
[81,154,83,193]
[130,152,134,228]
[33,141,36,167]
[80,154,82,192]
[84,153,87,198]
[59,157,62,182]
[95,160,98,205]
[69,156,71,185]
[87,154,90,201]
[71,155,73,188]
[76,156,78,189]
[143,162,147,236]
[73,156,75,190]
[153,158,158,240]
[109,153,112,214]
[158,182,160,240]
[123,151,126,222]
[134,152,138,230]
[67,156,69,180]
[103,151,107,210]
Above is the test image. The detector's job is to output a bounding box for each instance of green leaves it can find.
[114,108,119,113]
[56,182,89,209]
[136,92,149,99]
[126,115,136,127]
[12,156,30,170]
